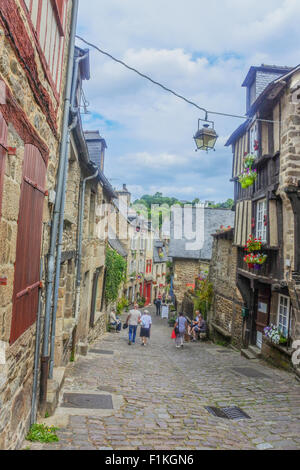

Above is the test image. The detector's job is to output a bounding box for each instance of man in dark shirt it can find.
[154,297,162,316]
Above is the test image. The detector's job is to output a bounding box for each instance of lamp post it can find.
[194,115,218,152]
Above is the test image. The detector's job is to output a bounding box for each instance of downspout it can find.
[48,49,90,380]
[40,0,79,407]
[74,169,99,324]
[30,257,44,426]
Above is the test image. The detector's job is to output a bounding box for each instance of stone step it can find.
[241,348,258,360]
[248,345,262,358]
[45,367,66,417]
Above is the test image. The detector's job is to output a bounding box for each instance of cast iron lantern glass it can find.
[194,119,218,152]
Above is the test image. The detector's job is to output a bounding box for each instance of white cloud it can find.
[78,0,300,201]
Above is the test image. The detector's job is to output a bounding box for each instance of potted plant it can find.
[243,153,256,169]
[239,168,258,189]
[244,253,267,269]
[245,235,262,253]
[264,325,281,345]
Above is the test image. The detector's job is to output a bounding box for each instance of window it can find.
[24,0,68,92]
[131,236,137,251]
[249,80,256,107]
[256,199,267,243]
[250,122,258,157]
[146,260,152,274]
[139,259,144,273]
[277,295,290,338]
[10,145,47,344]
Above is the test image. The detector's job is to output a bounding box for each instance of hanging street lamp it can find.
[194,115,218,152]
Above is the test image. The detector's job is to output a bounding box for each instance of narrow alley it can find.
[26,308,300,451]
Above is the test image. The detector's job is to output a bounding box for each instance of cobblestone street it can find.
[27,309,300,451]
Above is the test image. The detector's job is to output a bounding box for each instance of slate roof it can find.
[108,229,128,258]
[84,130,107,171]
[242,65,293,88]
[169,207,235,261]
[84,131,116,199]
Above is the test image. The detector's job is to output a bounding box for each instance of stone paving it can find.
[27,308,300,450]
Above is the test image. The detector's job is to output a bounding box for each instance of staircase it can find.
[241,345,262,361]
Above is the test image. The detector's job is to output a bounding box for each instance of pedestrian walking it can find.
[154,297,162,316]
[126,303,141,345]
[174,312,188,349]
[140,310,152,346]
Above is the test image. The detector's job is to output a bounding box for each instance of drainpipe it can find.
[48,117,77,379]
[48,49,90,379]
[74,169,99,324]
[30,258,44,426]
[40,0,79,407]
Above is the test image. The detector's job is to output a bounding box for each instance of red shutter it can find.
[10,144,47,344]
[0,112,8,219]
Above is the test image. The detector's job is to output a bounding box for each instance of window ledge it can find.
[263,337,293,357]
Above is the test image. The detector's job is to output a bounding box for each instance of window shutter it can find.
[0,112,8,219]
[10,144,47,344]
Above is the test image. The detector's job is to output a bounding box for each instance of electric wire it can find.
[76,35,282,125]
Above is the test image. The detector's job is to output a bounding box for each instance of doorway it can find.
[255,286,270,349]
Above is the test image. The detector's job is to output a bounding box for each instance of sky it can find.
[77,0,300,203]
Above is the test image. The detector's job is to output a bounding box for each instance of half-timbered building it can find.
[226,64,300,373]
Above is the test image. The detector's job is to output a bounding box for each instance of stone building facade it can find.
[48,50,116,408]
[0,0,75,449]
[112,188,155,307]
[208,229,244,348]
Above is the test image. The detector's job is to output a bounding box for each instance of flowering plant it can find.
[245,235,262,253]
[243,154,256,169]
[264,325,288,345]
[244,253,267,269]
[239,168,257,189]
[264,325,280,345]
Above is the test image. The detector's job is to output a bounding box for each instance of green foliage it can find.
[193,279,213,320]
[117,297,129,315]
[214,340,229,347]
[137,296,146,308]
[168,315,177,327]
[132,194,233,230]
[206,199,234,209]
[26,424,59,443]
[105,247,127,304]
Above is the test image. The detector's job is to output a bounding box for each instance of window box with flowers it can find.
[244,253,267,270]
[244,234,267,270]
[263,325,292,352]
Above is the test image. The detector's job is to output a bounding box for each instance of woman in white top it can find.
[140,310,152,346]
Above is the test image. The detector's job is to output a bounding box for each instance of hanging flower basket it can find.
[239,169,257,189]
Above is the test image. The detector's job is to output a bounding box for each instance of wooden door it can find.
[255,286,270,349]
